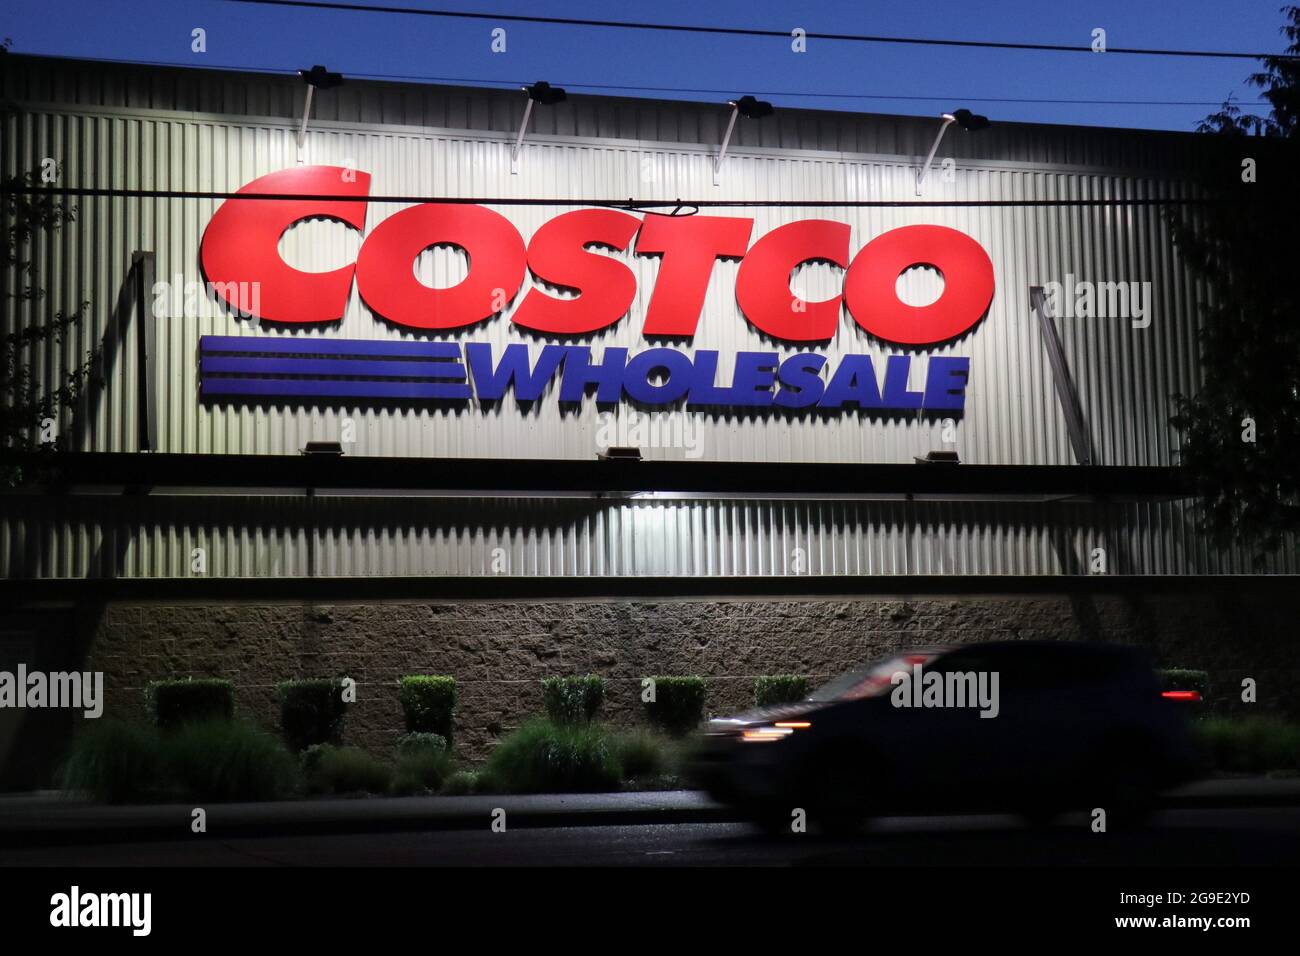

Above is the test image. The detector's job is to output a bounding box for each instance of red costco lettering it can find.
[200,166,995,346]
[844,224,995,345]
[734,219,851,342]
[635,213,753,337]
[355,203,527,331]
[512,209,641,335]
[199,166,370,324]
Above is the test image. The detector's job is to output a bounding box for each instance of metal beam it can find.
[1,573,1294,606]
[131,252,157,452]
[5,451,1194,500]
[1030,285,1095,466]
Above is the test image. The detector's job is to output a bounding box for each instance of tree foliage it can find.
[1167,5,1300,559]
[1,168,101,485]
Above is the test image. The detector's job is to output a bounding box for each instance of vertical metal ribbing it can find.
[2,59,1289,579]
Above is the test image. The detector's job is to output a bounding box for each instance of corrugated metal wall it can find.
[3,493,1292,579]
[3,57,1278,578]
[2,57,1214,170]
[1,83,1208,465]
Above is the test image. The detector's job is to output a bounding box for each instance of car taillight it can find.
[1161,690,1202,702]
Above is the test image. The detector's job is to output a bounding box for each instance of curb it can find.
[2,782,1298,849]
[0,805,738,849]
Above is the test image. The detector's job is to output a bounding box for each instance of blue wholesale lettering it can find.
[199,337,970,412]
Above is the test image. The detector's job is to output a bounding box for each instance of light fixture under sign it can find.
[913,450,961,464]
[714,95,774,186]
[512,81,568,175]
[598,446,643,461]
[916,108,991,195]
[295,65,343,164]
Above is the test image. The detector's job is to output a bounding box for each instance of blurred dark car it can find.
[690,641,1201,831]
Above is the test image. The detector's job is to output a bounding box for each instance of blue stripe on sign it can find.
[201,355,467,380]
[201,377,473,400]
[200,335,462,360]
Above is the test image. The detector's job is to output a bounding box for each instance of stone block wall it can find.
[74,590,1300,763]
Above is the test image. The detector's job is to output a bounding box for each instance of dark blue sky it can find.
[5,0,1293,130]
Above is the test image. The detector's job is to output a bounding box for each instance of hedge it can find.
[753,675,809,707]
[643,676,707,736]
[145,678,235,730]
[277,678,349,752]
[397,676,458,743]
[541,675,605,724]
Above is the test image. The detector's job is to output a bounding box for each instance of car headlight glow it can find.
[741,721,811,742]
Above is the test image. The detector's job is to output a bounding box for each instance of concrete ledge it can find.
[7,573,1300,605]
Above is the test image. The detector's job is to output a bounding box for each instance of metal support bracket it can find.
[511,97,535,175]
[1030,285,1094,466]
[916,115,956,196]
[713,104,740,186]
[129,252,158,452]
[296,85,315,165]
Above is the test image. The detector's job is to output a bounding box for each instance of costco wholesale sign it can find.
[198,166,996,412]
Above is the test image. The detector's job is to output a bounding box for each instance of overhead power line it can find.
[510,83,1258,108]
[10,52,1272,110]
[1,185,1251,210]
[219,0,1300,61]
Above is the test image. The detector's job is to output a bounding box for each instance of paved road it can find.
[5,806,1299,866]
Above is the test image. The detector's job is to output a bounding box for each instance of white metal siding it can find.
[3,106,1205,466]
[3,494,1294,579]
[2,58,1273,579]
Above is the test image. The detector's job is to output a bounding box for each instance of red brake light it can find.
[1161,690,1202,702]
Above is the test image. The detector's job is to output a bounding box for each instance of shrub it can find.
[161,719,298,801]
[397,676,457,743]
[301,744,392,795]
[753,675,809,707]
[441,770,479,795]
[483,718,622,793]
[1194,715,1300,773]
[541,675,605,724]
[277,678,349,752]
[391,732,453,795]
[391,748,454,795]
[611,728,669,780]
[395,732,448,758]
[59,720,162,803]
[299,743,330,777]
[643,676,707,736]
[145,678,235,730]
[474,765,502,795]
